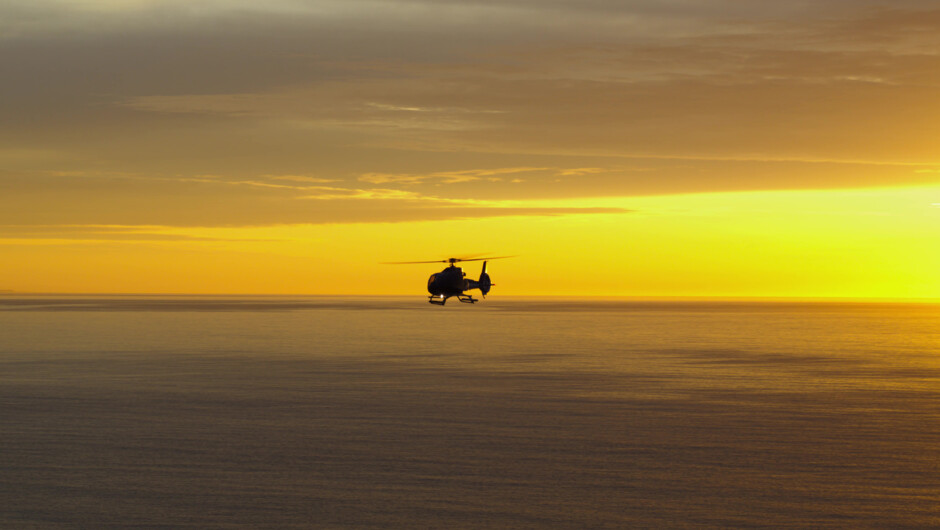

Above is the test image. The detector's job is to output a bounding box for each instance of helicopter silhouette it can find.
[384,256,511,305]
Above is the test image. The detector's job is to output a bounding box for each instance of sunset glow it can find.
[2,1,938,298]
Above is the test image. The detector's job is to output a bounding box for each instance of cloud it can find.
[555,168,610,177]
[2,0,940,226]
[0,225,276,243]
[358,167,550,185]
[268,175,340,183]
[101,10,940,167]
[0,170,634,228]
[299,187,429,201]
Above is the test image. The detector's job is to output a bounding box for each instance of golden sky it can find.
[2,1,938,297]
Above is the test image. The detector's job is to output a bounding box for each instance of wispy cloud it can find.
[268,175,339,183]
[555,167,609,177]
[299,187,430,201]
[357,166,638,186]
[0,225,276,243]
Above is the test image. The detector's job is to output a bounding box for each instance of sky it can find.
[2,0,938,297]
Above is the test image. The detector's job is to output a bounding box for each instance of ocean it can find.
[2,296,938,528]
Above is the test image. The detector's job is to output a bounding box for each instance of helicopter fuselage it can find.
[427,266,469,297]
[427,263,491,305]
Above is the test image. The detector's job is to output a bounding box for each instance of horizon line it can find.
[2,292,938,304]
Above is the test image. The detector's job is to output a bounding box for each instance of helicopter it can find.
[383,256,511,305]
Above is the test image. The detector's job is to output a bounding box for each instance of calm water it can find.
[2,296,939,528]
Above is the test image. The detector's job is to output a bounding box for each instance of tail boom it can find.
[476,261,492,296]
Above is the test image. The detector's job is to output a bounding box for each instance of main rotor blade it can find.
[380,260,448,264]
[452,255,516,262]
[380,255,515,265]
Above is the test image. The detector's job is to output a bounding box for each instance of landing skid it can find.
[428,296,447,305]
[427,294,479,305]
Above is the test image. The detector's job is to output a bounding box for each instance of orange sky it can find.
[2,1,938,297]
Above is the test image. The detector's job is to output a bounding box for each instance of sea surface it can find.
[2,296,939,528]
